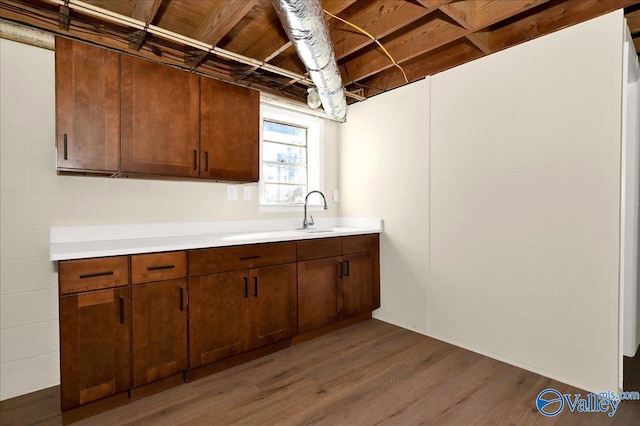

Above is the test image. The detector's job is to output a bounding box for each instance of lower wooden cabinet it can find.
[189,270,250,368]
[59,287,131,411]
[188,263,297,369]
[297,234,380,335]
[248,263,297,349]
[132,278,187,387]
[342,251,376,318]
[57,234,379,414]
[297,256,341,333]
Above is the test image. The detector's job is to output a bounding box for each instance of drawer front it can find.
[342,234,379,254]
[296,237,343,261]
[59,256,129,295]
[189,242,296,276]
[131,251,187,284]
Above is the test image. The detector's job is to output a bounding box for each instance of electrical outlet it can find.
[333,189,340,202]
[227,185,237,200]
[243,186,252,200]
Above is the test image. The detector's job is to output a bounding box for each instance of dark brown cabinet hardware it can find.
[253,276,258,297]
[338,262,343,279]
[63,134,68,160]
[240,255,261,260]
[179,287,184,311]
[119,296,125,324]
[244,276,249,298]
[146,264,175,271]
[193,150,198,170]
[79,270,114,279]
[204,151,209,171]
[345,260,350,277]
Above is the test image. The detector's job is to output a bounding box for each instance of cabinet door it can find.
[248,264,297,349]
[59,287,130,411]
[200,76,259,181]
[132,279,187,387]
[297,257,341,333]
[121,55,199,177]
[342,252,376,318]
[55,37,119,172]
[188,271,249,368]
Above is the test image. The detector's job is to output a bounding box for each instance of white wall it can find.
[340,11,625,393]
[429,11,623,393]
[0,38,339,400]
[339,80,429,333]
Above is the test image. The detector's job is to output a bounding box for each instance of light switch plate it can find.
[243,187,252,200]
[333,189,340,202]
[227,185,237,200]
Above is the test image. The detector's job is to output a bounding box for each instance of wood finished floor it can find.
[2,319,640,425]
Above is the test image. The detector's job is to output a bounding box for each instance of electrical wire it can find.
[323,9,409,84]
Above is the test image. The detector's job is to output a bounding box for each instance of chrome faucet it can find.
[301,190,328,229]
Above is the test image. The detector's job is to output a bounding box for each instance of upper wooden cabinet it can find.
[55,39,260,181]
[55,37,119,173]
[200,77,259,181]
[120,55,200,178]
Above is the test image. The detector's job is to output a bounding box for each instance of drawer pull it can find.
[179,287,184,311]
[79,270,114,279]
[244,277,249,298]
[119,296,125,324]
[239,255,260,260]
[146,264,175,271]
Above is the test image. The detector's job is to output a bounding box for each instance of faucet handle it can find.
[307,215,315,226]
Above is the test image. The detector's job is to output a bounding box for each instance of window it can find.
[260,104,322,209]
[262,120,308,203]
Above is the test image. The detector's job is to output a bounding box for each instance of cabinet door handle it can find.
[179,287,184,311]
[253,276,258,297]
[63,134,68,160]
[244,276,249,298]
[204,151,209,172]
[193,149,198,170]
[119,296,125,324]
[338,262,343,279]
[79,270,113,279]
[345,260,350,277]
[239,255,260,260]
[146,264,175,271]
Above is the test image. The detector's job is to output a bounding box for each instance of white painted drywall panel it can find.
[430,11,624,393]
[339,79,430,333]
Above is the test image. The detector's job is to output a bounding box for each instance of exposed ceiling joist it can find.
[1,0,638,108]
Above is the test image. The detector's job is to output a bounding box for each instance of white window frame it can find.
[259,103,324,213]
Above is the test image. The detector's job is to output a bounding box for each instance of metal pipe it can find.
[0,19,54,50]
[271,0,347,121]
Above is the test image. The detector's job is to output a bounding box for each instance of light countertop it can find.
[50,217,382,261]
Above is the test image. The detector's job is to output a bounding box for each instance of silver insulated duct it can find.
[271,0,347,121]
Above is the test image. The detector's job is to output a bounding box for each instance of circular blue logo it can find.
[536,388,564,417]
